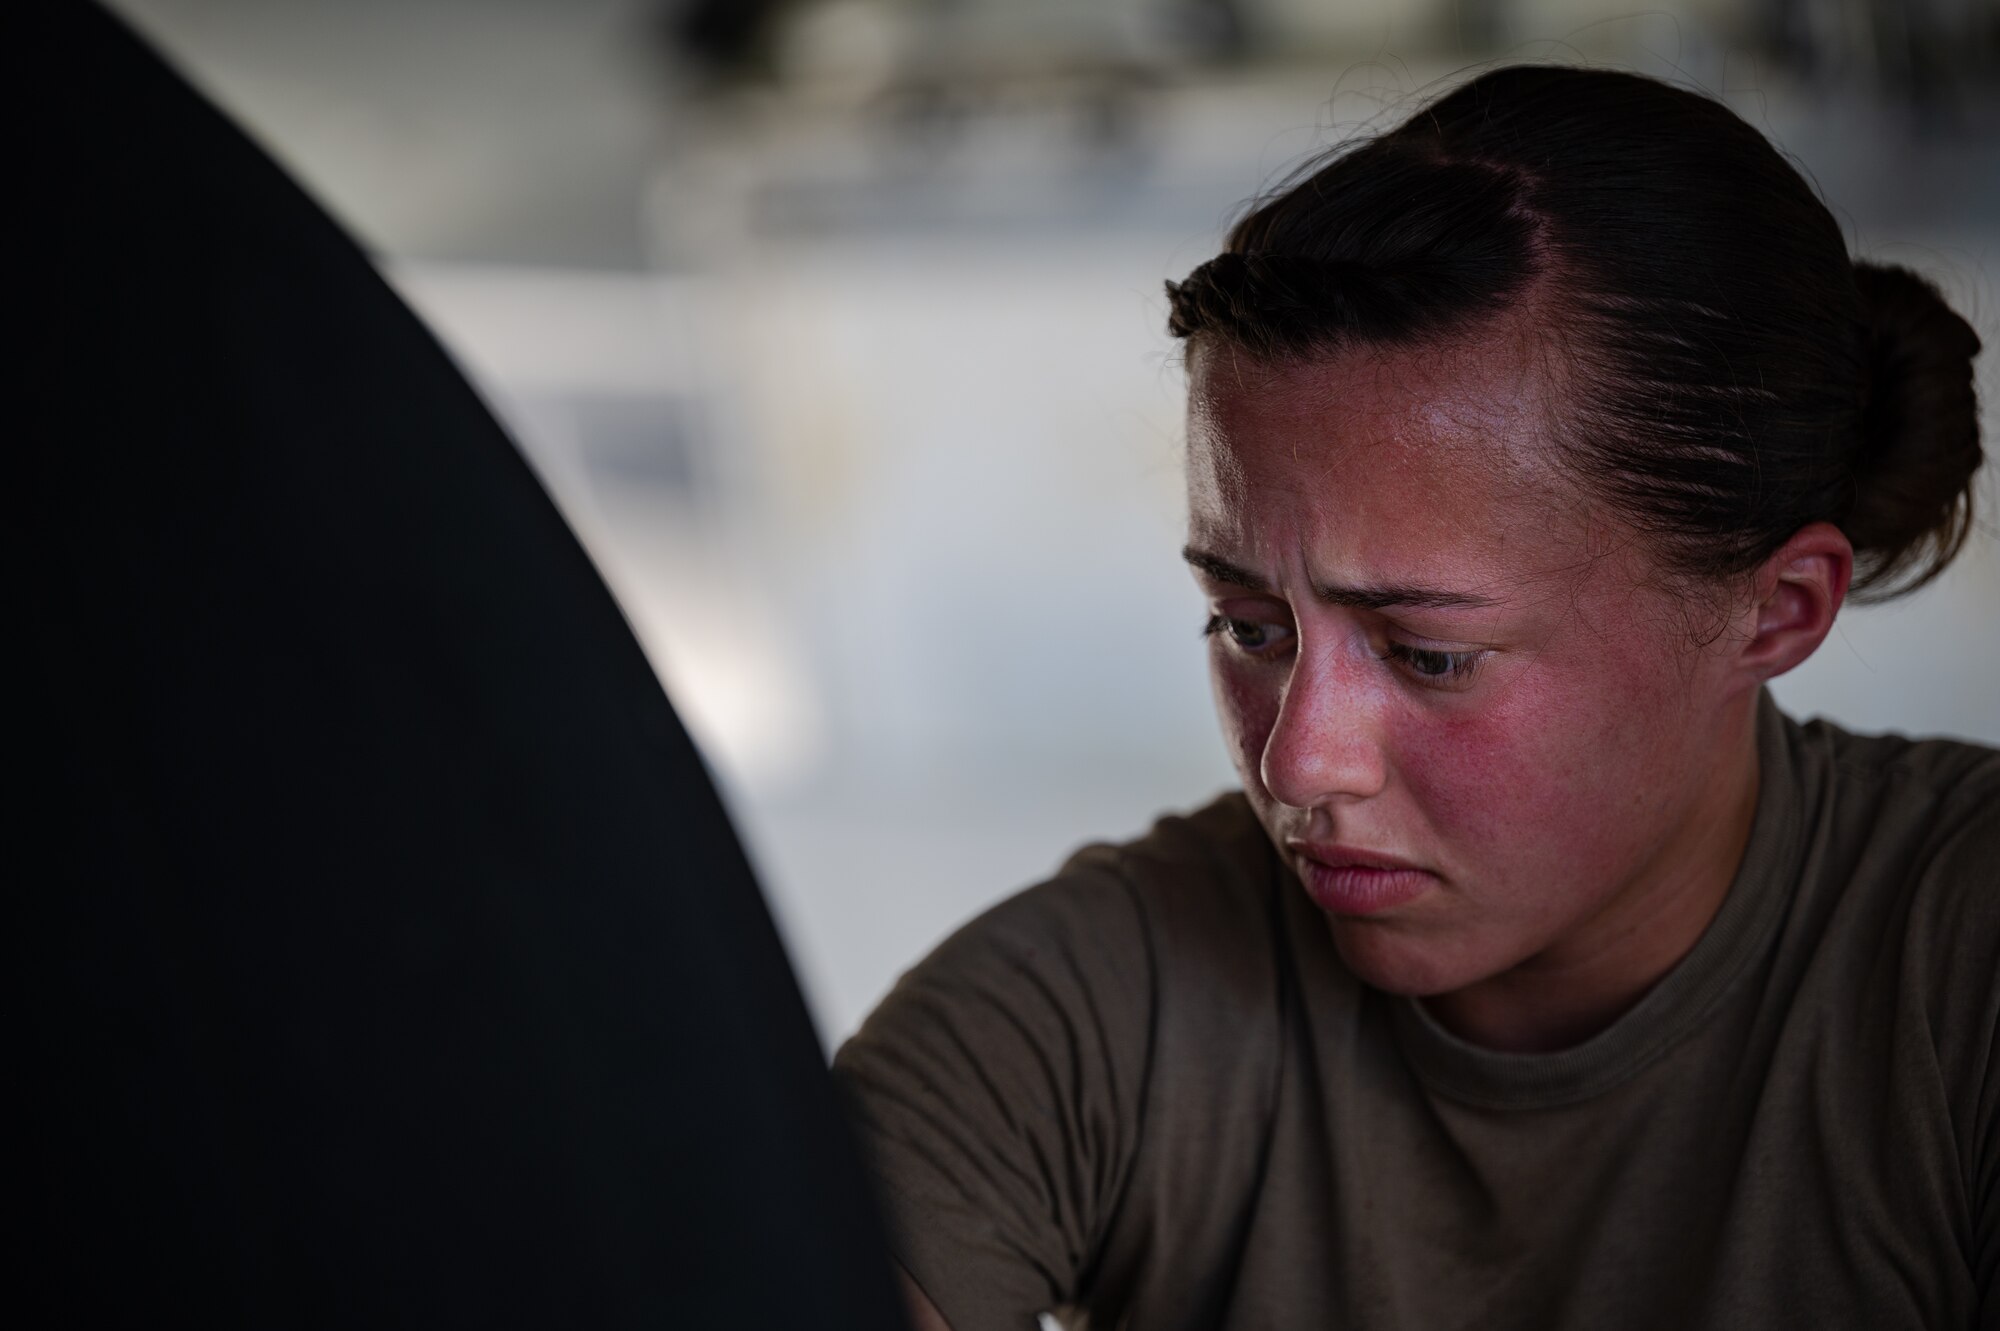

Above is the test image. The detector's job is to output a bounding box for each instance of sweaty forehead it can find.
[1179,326,1620,611]
[1184,328,1565,532]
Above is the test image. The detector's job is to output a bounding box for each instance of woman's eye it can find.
[1386,642,1485,687]
[1203,613,1293,656]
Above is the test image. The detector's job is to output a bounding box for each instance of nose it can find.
[1258,647,1389,809]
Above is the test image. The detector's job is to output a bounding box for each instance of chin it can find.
[1327,919,1490,998]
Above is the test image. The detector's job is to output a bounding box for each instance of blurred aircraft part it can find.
[20,4,909,1324]
[387,264,830,791]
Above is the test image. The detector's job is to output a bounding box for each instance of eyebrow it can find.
[1181,546,1501,611]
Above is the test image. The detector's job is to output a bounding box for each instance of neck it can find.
[1423,697,1764,1054]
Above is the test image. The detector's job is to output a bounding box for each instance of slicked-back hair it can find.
[1167,66,1983,601]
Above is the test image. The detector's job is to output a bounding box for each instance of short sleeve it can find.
[1922,777,2000,1322]
[832,863,1157,1331]
[1880,742,2000,1323]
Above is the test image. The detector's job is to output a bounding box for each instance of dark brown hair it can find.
[1166,66,1984,601]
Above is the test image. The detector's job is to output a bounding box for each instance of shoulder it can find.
[1067,788,1276,882]
[1790,715,1998,923]
[878,791,1287,1043]
[832,790,1291,1162]
[1800,709,2000,780]
[1786,713,1998,1131]
[1054,791,1291,1021]
[1793,712,1999,822]
[1816,726,2000,1281]
[1061,791,1283,938]
[830,793,1287,1324]
[1786,711,1998,893]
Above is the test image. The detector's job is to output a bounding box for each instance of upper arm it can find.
[1899,766,2000,1317]
[1935,802,2000,1318]
[832,867,1157,1331]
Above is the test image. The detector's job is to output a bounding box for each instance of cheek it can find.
[1209,654,1280,786]
[1391,649,1689,873]
[1393,701,1582,855]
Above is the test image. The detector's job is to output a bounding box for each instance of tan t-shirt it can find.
[833,698,2000,1329]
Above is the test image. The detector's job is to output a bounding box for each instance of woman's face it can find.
[1184,332,1760,1007]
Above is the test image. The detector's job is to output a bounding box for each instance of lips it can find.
[1287,841,1436,917]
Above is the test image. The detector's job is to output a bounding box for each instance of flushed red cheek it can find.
[1394,674,1660,885]
[1394,705,1565,861]
[1210,657,1281,790]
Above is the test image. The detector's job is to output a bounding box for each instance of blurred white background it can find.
[111,0,1999,1046]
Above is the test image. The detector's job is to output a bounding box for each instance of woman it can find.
[833,66,1995,1330]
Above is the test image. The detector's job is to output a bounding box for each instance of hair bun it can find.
[1846,261,1984,600]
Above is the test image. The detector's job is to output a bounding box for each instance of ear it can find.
[1733,522,1854,682]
